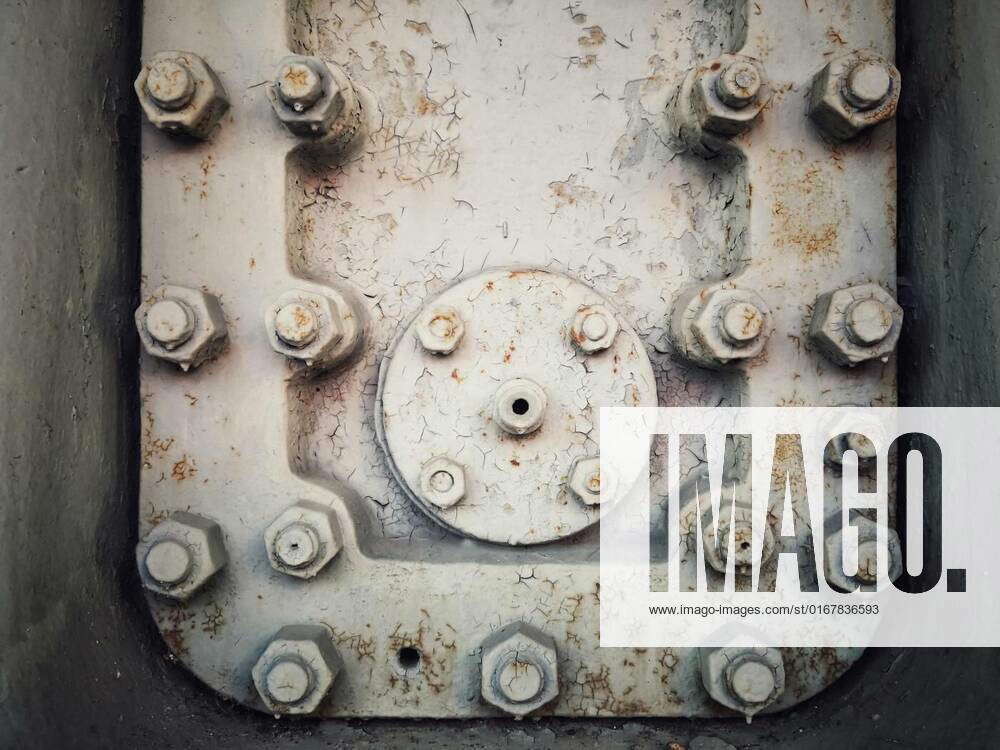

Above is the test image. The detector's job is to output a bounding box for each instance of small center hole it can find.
[740,541,751,551]
[397,647,421,671]
[511,398,530,416]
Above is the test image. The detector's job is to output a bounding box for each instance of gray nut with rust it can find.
[700,646,785,718]
[264,500,342,579]
[808,282,902,366]
[418,456,467,509]
[136,511,228,601]
[809,49,900,141]
[268,55,362,148]
[480,622,559,716]
[251,624,343,715]
[670,282,772,369]
[135,51,230,139]
[136,285,228,371]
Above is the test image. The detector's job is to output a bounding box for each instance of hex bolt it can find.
[143,538,193,586]
[702,508,776,576]
[145,297,196,350]
[845,297,892,346]
[808,50,900,140]
[251,624,343,715]
[570,304,619,354]
[568,456,603,506]
[418,456,467,508]
[136,286,228,371]
[716,60,762,109]
[494,378,547,436]
[719,301,764,346]
[136,511,228,601]
[415,305,465,355]
[844,60,893,110]
[276,59,325,112]
[135,51,230,139]
[669,282,772,369]
[274,302,320,348]
[145,59,195,110]
[264,500,342,579]
[700,646,785,718]
[808,283,903,366]
[480,622,559,716]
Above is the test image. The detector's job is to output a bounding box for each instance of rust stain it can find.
[578,26,606,49]
[404,19,432,35]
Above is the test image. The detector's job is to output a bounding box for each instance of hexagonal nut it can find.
[670,282,772,369]
[136,511,228,601]
[480,622,559,716]
[809,50,900,141]
[568,456,603,506]
[251,624,343,715]
[267,55,362,148]
[570,304,619,354]
[418,456,466,509]
[808,283,903,367]
[824,515,902,591]
[134,51,230,139]
[135,285,228,371]
[265,287,362,371]
[701,507,776,576]
[700,646,785,717]
[414,304,465,355]
[692,54,769,137]
[263,501,342,579]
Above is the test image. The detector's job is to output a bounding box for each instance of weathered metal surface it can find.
[136,0,896,718]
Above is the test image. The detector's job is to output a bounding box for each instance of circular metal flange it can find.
[376,268,656,545]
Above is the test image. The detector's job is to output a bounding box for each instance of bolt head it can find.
[480,622,559,716]
[692,54,768,136]
[145,298,196,350]
[267,55,361,147]
[418,456,466,508]
[277,61,324,112]
[846,297,892,346]
[136,286,228,371]
[145,59,195,110]
[808,283,903,366]
[680,284,772,368]
[135,51,230,139]
[716,61,762,108]
[264,501,342,579]
[701,507,776,576]
[251,624,342,715]
[570,304,619,353]
[809,50,900,140]
[568,456,603,506]
[275,302,320,348]
[700,646,784,717]
[415,305,465,354]
[494,378,547,436]
[845,60,893,110]
[136,511,228,601]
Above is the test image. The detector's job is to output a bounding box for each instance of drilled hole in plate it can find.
[397,647,421,671]
[740,541,751,551]
[511,398,530,416]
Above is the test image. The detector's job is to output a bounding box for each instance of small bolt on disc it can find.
[846,298,892,345]
[716,61,761,108]
[720,302,763,345]
[497,659,544,703]
[845,61,892,110]
[146,60,195,111]
[729,660,775,705]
